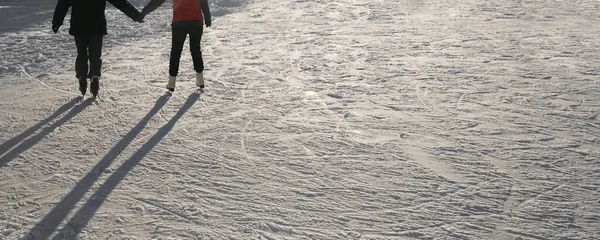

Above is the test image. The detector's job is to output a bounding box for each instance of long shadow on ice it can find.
[53,92,200,239]
[0,97,90,167]
[22,93,171,240]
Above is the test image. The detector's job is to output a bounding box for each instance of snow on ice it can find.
[1,0,599,239]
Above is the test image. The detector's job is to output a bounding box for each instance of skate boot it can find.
[90,76,100,97]
[196,72,204,89]
[166,76,176,92]
[78,77,87,96]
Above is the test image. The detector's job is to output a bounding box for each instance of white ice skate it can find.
[166,76,176,92]
[196,72,204,89]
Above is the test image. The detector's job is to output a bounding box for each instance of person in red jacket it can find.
[139,0,211,92]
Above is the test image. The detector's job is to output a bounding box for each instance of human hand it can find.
[52,25,59,33]
[205,18,211,27]
[135,14,145,23]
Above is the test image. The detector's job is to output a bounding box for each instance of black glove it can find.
[141,8,150,17]
[134,13,145,23]
[52,25,59,33]
[205,18,211,27]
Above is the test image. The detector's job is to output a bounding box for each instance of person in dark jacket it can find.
[52,0,143,97]
[139,0,211,92]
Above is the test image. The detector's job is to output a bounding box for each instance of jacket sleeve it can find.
[141,0,167,16]
[199,0,211,21]
[52,0,72,27]
[107,0,141,20]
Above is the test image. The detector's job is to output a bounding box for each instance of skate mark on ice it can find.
[20,65,79,96]
[131,197,206,225]
[326,93,344,99]
[0,97,79,159]
[516,183,567,209]
[239,119,253,162]
[55,93,200,239]
[411,81,439,111]
[23,94,170,240]
[402,144,465,183]
[0,97,91,167]
[503,229,547,240]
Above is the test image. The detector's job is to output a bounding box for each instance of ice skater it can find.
[52,0,143,97]
[139,0,212,92]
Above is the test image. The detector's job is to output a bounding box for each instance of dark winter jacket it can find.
[53,0,141,36]
[141,0,211,26]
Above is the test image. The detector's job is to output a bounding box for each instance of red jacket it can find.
[173,0,203,22]
[142,0,211,23]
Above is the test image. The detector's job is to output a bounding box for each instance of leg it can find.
[189,26,204,73]
[88,36,103,78]
[74,36,90,79]
[169,25,187,77]
[189,28,205,88]
[88,36,103,97]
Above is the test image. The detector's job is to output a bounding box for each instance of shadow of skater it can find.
[53,92,200,239]
[0,97,90,167]
[0,97,79,156]
[22,93,171,240]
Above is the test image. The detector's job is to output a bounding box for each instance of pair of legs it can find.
[169,22,204,77]
[75,36,103,79]
[74,36,103,96]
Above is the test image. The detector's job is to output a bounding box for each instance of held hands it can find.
[134,13,145,23]
[135,8,151,23]
[52,25,59,33]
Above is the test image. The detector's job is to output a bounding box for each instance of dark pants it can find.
[74,36,103,79]
[170,22,204,77]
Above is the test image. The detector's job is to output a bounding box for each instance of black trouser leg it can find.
[169,26,187,77]
[74,36,90,79]
[189,27,204,73]
[88,36,103,78]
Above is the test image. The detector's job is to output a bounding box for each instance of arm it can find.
[141,0,167,17]
[199,0,211,27]
[107,0,142,21]
[52,0,72,30]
